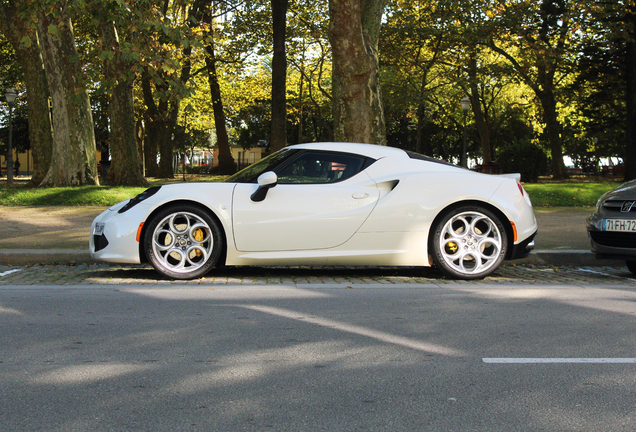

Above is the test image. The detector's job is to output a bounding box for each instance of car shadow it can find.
[93,264,445,282]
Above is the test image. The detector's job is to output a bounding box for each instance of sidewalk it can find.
[0,206,623,267]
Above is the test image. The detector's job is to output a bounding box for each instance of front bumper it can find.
[586,213,636,259]
[89,205,144,264]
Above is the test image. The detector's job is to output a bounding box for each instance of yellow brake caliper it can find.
[193,228,204,257]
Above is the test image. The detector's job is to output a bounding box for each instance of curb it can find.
[508,250,625,268]
[0,248,627,268]
[0,249,96,266]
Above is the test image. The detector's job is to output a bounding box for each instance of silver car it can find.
[587,180,636,274]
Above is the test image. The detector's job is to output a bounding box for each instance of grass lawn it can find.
[0,176,622,207]
[523,181,620,207]
[0,176,225,207]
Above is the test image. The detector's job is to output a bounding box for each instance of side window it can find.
[276,151,367,184]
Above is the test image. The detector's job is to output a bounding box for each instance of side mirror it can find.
[251,171,278,202]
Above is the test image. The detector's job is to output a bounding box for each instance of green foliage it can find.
[497,140,550,183]
[0,0,632,178]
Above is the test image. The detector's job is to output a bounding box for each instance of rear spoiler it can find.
[498,173,521,182]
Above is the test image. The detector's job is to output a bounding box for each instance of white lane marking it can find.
[0,269,22,277]
[576,268,626,279]
[483,358,636,364]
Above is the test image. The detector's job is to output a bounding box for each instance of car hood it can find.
[601,179,636,201]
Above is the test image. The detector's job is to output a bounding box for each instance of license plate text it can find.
[603,219,636,232]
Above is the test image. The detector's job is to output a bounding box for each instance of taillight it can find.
[517,182,524,196]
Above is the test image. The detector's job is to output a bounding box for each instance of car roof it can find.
[287,142,409,160]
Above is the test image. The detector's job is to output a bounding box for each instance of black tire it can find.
[144,204,223,280]
[431,205,508,280]
[626,261,636,276]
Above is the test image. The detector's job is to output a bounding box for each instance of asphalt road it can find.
[2,265,636,431]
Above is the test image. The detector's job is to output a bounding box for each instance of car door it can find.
[232,150,380,252]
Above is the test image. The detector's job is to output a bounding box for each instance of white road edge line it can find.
[0,269,22,277]
[483,358,636,364]
[576,268,624,278]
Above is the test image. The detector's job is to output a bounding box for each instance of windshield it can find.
[226,148,299,183]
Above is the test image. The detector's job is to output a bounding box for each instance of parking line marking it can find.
[0,269,22,277]
[483,358,636,364]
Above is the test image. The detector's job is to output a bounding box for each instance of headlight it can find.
[118,186,161,214]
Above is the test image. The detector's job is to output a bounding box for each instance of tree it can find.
[193,0,236,174]
[269,0,288,151]
[90,1,147,186]
[329,0,387,144]
[36,1,99,186]
[204,39,236,173]
[139,1,197,179]
[487,0,580,179]
[381,0,453,155]
[627,4,636,180]
[0,0,53,185]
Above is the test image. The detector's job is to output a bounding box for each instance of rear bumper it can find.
[508,230,536,260]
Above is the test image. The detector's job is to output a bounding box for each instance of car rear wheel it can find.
[431,206,507,280]
[144,205,223,280]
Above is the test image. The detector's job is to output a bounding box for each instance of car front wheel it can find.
[431,206,508,280]
[144,205,223,280]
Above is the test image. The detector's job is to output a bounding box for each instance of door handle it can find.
[352,192,369,199]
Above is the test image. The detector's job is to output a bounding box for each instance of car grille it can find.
[602,200,636,212]
[590,231,636,249]
[93,234,109,252]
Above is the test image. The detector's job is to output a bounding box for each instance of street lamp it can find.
[460,96,470,168]
[4,89,17,186]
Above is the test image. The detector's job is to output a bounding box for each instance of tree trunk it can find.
[624,7,636,181]
[143,117,159,177]
[37,9,99,187]
[416,100,428,155]
[136,118,145,175]
[537,83,567,179]
[297,44,305,144]
[141,71,159,177]
[21,41,54,185]
[468,49,492,164]
[98,21,147,186]
[157,107,178,179]
[153,44,192,180]
[141,70,175,179]
[270,0,288,152]
[106,78,148,185]
[329,0,387,144]
[205,43,235,174]
[415,69,428,154]
[0,0,53,185]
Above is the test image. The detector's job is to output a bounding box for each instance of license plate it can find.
[94,223,105,236]
[603,219,636,232]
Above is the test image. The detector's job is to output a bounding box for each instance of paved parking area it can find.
[1,264,636,287]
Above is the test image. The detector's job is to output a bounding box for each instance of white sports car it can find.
[90,142,537,280]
